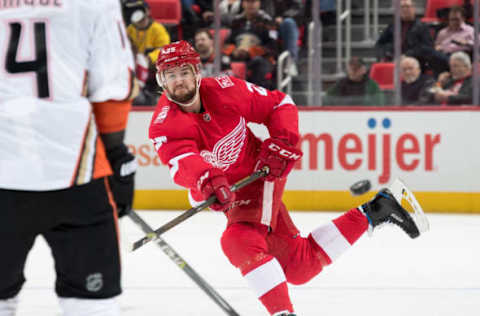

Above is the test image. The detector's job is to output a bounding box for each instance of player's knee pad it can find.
[221,222,269,271]
[59,297,120,316]
[0,296,18,316]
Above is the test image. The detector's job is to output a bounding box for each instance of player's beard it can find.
[169,84,196,103]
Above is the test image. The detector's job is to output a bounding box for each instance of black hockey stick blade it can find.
[130,167,269,252]
[127,210,240,316]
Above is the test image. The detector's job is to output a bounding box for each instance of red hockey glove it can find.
[198,169,235,212]
[255,138,302,181]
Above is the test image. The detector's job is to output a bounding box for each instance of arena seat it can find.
[208,28,231,47]
[421,0,472,23]
[146,0,181,25]
[369,62,395,90]
[230,62,246,79]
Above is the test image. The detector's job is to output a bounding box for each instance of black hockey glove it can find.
[106,144,137,218]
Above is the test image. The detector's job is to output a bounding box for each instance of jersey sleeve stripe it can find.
[188,190,205,207]
[73,117,97,186]
[273,94,295,110]
[81,70,88,97]
[70,115,92,186]
[168,152,195,179]
[92,137,113,180]
[261,181,274,226]
[125,68,139,101]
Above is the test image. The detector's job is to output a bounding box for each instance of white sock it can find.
[0,296,18,316]
[59,297,120,316]
[310,221,352,262]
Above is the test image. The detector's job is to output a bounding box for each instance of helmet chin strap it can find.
[156,71,202,108]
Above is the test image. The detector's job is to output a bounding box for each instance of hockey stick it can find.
[130,167,269,252]
[126,210,240,316]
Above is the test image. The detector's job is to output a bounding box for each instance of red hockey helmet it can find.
[155,41,202,107]
[155,41,201,74]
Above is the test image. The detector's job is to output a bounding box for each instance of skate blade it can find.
[389,178,430,234]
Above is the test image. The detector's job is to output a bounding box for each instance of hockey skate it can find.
[360,178,429,238]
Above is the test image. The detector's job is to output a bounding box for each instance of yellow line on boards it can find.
[133,190,480,213]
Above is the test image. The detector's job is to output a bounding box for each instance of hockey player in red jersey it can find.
[148,41,428,315]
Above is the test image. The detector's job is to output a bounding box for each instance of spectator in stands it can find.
[400,56,436,105]
[121,0,145,26]
[219,0,242,27]
[194,28,233,77]
[262,0,304,75]
[436,6,475,55]
[223,0,279,89]
[429,6,477,74]
[375,0,434,72]
[181,0,214,41]
[426,51,473,105]
[324,57,385,106]
[127,2,170,64]
[127,1,171,105]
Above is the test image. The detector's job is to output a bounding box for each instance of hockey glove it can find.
[255,138,302,181]
[198,169,235,212]
[106,144,137,217]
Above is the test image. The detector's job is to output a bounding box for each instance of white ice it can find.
[17,210,480,316]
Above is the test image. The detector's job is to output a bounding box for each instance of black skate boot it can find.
[273,313,296,316]
[360,185,424,239]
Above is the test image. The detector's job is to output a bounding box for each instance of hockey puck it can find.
[350,179,371,196]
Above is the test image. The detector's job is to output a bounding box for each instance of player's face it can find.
[163,65,197,103]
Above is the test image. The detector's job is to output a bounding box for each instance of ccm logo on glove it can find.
[267,143,302,160]
[256,138,303,181]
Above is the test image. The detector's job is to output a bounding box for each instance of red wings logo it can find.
[154,106,170,124]
[200,117,246,171]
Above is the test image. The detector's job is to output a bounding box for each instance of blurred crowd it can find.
[120,0,478,106]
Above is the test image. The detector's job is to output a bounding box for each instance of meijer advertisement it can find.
[126,108,480,213]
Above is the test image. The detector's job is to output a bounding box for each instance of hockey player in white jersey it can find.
[0,1,137,315]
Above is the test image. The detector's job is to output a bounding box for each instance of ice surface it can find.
[17,210,480,316]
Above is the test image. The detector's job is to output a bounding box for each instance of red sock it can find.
[259,282,293,315]
[310,208,368,263]
[332,208,368,244]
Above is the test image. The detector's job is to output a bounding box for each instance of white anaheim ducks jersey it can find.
[0,0,134,190]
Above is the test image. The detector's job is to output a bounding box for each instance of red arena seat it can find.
[230,62,246,80]
[208,28,231,47]
[145,0,181,25]
[369,62,395,90]
[422,0,471,23]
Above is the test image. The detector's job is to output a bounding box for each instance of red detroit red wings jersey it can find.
[149,75,300,229]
